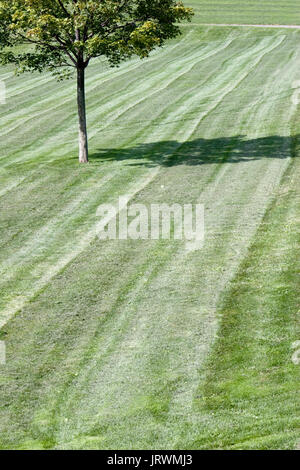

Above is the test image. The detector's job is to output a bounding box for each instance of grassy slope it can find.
[0,22,299,449]
[186,0,300,24]
[200,154,300,449]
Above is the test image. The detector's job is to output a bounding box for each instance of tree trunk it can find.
[77,67,89,163]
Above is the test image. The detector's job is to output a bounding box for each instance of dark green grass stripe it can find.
[196,135,300,449]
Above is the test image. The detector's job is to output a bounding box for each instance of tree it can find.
[0,0,193,163]
[0,2,11,48]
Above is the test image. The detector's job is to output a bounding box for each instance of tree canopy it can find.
[1,0,193,75]
[0,1,12,48]
[0,0,193,161]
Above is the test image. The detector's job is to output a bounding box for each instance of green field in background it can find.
[186,0,300,24]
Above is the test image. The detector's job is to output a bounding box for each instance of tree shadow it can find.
[90,135,299,167]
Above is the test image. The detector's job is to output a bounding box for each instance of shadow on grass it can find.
[89,135,299,167]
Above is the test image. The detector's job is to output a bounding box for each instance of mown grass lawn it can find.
[0,17,299,449]
[187,0,300,24]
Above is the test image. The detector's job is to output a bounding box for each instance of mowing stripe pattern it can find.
[0,25,299,449]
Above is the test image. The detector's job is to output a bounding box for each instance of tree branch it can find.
[16,32,78,66]
[56,0,70,17]
[54,34,78,65]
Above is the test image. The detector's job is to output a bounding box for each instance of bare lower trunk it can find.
[77,67,88,163]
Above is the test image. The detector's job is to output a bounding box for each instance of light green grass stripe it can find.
[0,24,299,450]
